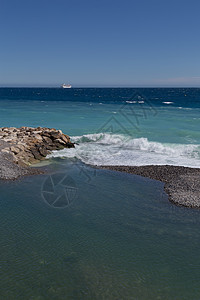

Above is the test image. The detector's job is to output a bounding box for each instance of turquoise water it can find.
[0,88,200,299]
[0,93,199,167]
[0,97,200,145]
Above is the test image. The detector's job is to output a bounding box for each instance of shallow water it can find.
[1,159,200,299]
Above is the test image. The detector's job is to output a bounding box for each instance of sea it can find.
[0,88,200,299]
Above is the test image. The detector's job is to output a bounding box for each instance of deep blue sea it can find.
[0,88,200,299]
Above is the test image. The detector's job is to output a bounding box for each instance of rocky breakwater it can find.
[0,126,74,179]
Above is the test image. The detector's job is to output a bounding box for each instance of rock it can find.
[38,147,49,157]
[17,133,24,137]
[10,146,20,154]
[60,135,70,144]
[42,131,51,138]
[30,148,43,160]
[65,142,75,148]
[45,144,57,150]
[3,138,13,143]
[50,131,62,140]
[16,144,25,151]
[33,134,43,141]
[42,136,53,144]
[1,149,10,154]
[0,126,74,168]
[0,151,43,179]
[32,130,43,134]
[54,138,66,145]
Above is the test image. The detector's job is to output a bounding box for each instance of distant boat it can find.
[61,83,72,89]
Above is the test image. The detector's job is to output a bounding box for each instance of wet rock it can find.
[65,142,75,148]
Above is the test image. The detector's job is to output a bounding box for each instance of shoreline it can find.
[0,126,199,209]
[0,152,44,180]
[100,165,200,208]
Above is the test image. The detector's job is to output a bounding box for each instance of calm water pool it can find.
[1,159,200,299]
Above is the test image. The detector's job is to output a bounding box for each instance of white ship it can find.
[61,83,72,89]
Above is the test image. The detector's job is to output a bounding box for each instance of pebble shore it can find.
[100,165,200,208]
[0,152,42,180]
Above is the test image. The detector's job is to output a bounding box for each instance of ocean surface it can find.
[0,88,200,299]
[0,88,200,167]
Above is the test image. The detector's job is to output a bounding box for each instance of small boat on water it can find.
[61,83,72,89]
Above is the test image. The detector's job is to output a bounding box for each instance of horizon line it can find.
[0,85,200,89]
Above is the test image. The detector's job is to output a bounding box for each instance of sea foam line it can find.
[47,133,200,168]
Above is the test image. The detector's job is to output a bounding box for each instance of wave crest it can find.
[48,133,200,168]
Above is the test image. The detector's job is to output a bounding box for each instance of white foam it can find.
[178,107,192,110]
[47,133,200,168]
[162,102,174,104]
[126,101,137,103]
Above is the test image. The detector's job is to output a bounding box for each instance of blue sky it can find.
[1,0,200,87]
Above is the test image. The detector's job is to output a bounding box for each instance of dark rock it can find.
[38,147,49,157]
[42,131,51,138]
[42,136,53,144]
[49,131,62,140]
[60,135,70,144]
[30,148,43,160]
[66,142,75,148]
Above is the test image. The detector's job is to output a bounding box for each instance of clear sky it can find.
[1,0,200,87]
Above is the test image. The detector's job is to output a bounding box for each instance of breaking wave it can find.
[47,133,200,168]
